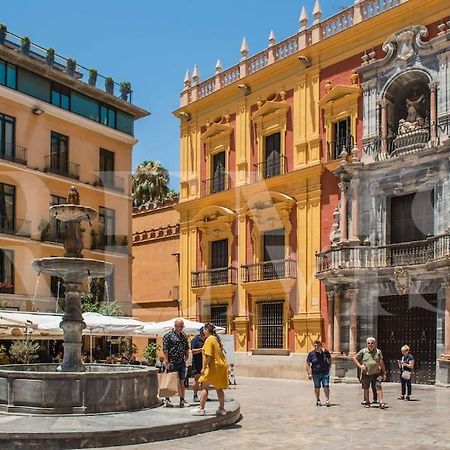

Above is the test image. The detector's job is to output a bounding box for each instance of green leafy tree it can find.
[80,292,121,316]
[132,160,176,207]
[143,342,161,365]
[9,340,40,364]
[119,338,137,358]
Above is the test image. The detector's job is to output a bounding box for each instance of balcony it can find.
[0,218,31,238]
[327,135,354,160]
[253,156,287,182]
[44,155,80,180]
[0,142,27,166]
[241,259,297,282]
[316,233,450,279]
[41,223,66,244]
[91,233,128,254]
[94,173,126,193]
[202,174,228,196]
[191,267,237,289]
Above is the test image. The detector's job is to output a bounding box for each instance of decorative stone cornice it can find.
[132,224,180,245]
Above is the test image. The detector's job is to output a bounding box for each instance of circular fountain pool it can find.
[0,364,160,414]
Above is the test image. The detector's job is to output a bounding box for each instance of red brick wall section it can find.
[285,90,294,171]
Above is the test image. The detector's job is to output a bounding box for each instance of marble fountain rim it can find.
[49,204,97,222]
[32,257,114,278]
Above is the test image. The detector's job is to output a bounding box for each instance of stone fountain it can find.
[0,187,159,414]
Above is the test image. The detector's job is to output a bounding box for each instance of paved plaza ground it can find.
[100,377,450,450]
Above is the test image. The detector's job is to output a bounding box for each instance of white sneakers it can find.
[191,408,205,416]
[191,407,227,416]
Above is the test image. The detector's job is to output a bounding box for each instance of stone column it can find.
[444,282,450,359]
[338,178,349,242]
[59,279,85,372]
[349,177,360,244]
[326,289,335,351]
[380,100,388,157]
[348,287,358,355]
[430,82,438,142]
[333,290,342,354]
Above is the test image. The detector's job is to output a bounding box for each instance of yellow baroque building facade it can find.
[173,0,447,369]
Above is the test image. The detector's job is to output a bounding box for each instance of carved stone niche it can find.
[191,206,236,269]
[245,191,295,260]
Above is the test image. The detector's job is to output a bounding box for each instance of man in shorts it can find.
[306,340,332,407]
[162,319,190,407]
[353,337,387,409]
[191,327,205,403]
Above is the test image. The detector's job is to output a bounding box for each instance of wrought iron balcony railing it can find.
[202,173,228,196]
[253,156,287,182]
[94,173,126,193]
[316,233,450,274]
[41,224,66,244]
[191,267,237,288]
[44,155,80,180]
[241,259,297,283]
[327,135,354,160]
[0,142,27,165]
[0,218,31,238]
[91,233,128,253]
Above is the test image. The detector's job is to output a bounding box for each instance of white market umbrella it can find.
[142,317,225,336]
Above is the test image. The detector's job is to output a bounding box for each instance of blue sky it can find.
[1,0,341,189]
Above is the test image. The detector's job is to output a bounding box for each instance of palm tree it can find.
[132,160,175,207]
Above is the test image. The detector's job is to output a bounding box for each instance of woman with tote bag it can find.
[397,345,415,400]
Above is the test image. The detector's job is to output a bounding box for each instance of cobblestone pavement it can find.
[98,377,450,450]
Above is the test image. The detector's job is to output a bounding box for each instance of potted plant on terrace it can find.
[0,24,7,46]
[66,58,77,76]
[143,342,161,366]
[119,81,131,101]
[105,77,114,95]
[20,36,30,55]
[88,68,98,86]
[46,48,55,66]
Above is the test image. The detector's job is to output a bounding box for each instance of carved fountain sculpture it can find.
[0,187,159,414]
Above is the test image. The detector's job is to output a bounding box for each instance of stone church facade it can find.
[316,23,450,386]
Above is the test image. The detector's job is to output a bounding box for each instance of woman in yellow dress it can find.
[192,322,228,416]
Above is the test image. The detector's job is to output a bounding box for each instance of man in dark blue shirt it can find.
[190,327,205,402]
[306,340,332,407]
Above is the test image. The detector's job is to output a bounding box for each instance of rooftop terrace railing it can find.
[181,0,406,106]
[0,28,134,103]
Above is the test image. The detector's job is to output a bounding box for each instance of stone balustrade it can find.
[316,232,450,274]
[181,0,407,106]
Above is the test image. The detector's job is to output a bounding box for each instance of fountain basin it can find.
[0,364,160,414]
[50,204,97,222]
[32,258,113,280]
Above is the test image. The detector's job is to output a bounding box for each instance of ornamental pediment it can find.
[251,100,290,123]
[200,123,233,141]
[319,85,361,107]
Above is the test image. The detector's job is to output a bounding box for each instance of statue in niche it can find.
[329,205,341,246]
[398,86,425,134]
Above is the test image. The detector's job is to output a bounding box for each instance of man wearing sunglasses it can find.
[353,337,387,409]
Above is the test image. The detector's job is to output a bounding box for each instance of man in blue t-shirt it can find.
[191,327,206,402]
[306,340,332,407]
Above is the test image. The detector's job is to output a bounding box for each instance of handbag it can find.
[157,370,179,397]
[401,370,412,380]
